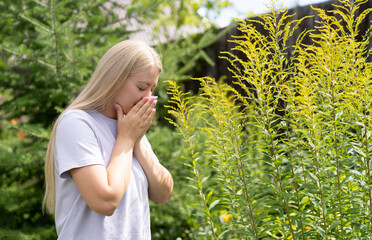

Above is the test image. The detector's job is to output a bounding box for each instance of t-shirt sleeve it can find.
[55,111,104,178]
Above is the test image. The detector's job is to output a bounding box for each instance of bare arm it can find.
[70,138,133,216]
[134,140,173,204]
[70,98,155,216]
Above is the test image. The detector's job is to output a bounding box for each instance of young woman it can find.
[43,39,173,239]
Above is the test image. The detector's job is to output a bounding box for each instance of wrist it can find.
[116,136,136,152]
[134,139,149,160]
[134,138,143,152]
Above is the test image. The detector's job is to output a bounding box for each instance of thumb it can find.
[115,103,124,120]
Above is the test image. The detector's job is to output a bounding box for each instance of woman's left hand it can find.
[116,96,157,144]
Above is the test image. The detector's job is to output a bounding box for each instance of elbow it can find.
[151,192,172,204]
[163,187,173,204]
[161,178,174,204]
[99,205,117,216]
[158,191,173,204]
[89,198,120,216]
[162,193,172,204]
[150,183,173,204]
[84,184,130,216]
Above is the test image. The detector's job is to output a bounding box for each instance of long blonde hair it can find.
[43,39,162,214]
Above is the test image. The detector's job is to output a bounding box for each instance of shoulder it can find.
[54,109,105,177]
[60,109,92,122]
[57,109,98,128]
[56,109,99,138]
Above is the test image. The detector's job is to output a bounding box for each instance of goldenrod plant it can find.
[166,80,219,239]
[0,0,233,237]
[166,0,372,239]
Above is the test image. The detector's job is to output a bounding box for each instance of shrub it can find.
[166,0,372,239]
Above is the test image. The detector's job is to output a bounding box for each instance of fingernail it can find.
[144,97,149,101]
[152,108,156,113]
[152,100,157,106]
[114,103,118,109]
[152,96,158,100]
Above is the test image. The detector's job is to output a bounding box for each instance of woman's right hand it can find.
[115,97,156,145]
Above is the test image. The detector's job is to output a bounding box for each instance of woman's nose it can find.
[142,90,152,98]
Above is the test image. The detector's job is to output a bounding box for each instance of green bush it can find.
[147,126,199,239]
[166,0,372,239]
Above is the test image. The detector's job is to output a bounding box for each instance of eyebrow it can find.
[138,81,157,87]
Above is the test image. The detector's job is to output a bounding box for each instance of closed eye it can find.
[138,87,156,92]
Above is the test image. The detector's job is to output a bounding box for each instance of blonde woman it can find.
[43,39,173,239]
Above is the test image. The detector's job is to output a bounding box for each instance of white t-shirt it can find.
[54,109,156,240]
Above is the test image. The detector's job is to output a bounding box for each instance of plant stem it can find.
[231,130,259,240]
[263,100,296,239]
[331,72,344,235]
[310,132,328,239]
[362,100,372,228]
[185,132,218,240]
[212,110,245,237]
[202,78,256,239]
[285,118,305,239]
[167,82,218,240]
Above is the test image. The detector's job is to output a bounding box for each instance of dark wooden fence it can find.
[185,0,372,92]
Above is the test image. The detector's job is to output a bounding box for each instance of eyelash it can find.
[138,87,155,92]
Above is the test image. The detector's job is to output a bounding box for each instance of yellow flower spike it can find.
[220,210,232,223]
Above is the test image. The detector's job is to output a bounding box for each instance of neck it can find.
[100,106,117,120]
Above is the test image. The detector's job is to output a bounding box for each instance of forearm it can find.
[106,139,134,201]
[135,141,173,203]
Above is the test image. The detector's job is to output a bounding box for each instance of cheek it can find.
[115,84,144,112]
[125,92,142,109]
[130,91,143,103]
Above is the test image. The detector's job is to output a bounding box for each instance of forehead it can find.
[127,66,159,84]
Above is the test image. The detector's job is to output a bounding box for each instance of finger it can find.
[115,103,124,120]
[137,97,157,117]
[130,97,150,114]
[137,101,156,127]
[143,108,156,125]
[136,102,152,121]
[151,99,157,108]
[145,99,157,116]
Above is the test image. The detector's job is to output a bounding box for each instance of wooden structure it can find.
[190,0,372,88]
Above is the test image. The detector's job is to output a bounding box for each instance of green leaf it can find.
[19,13,53,33]
[209,199,220,211]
